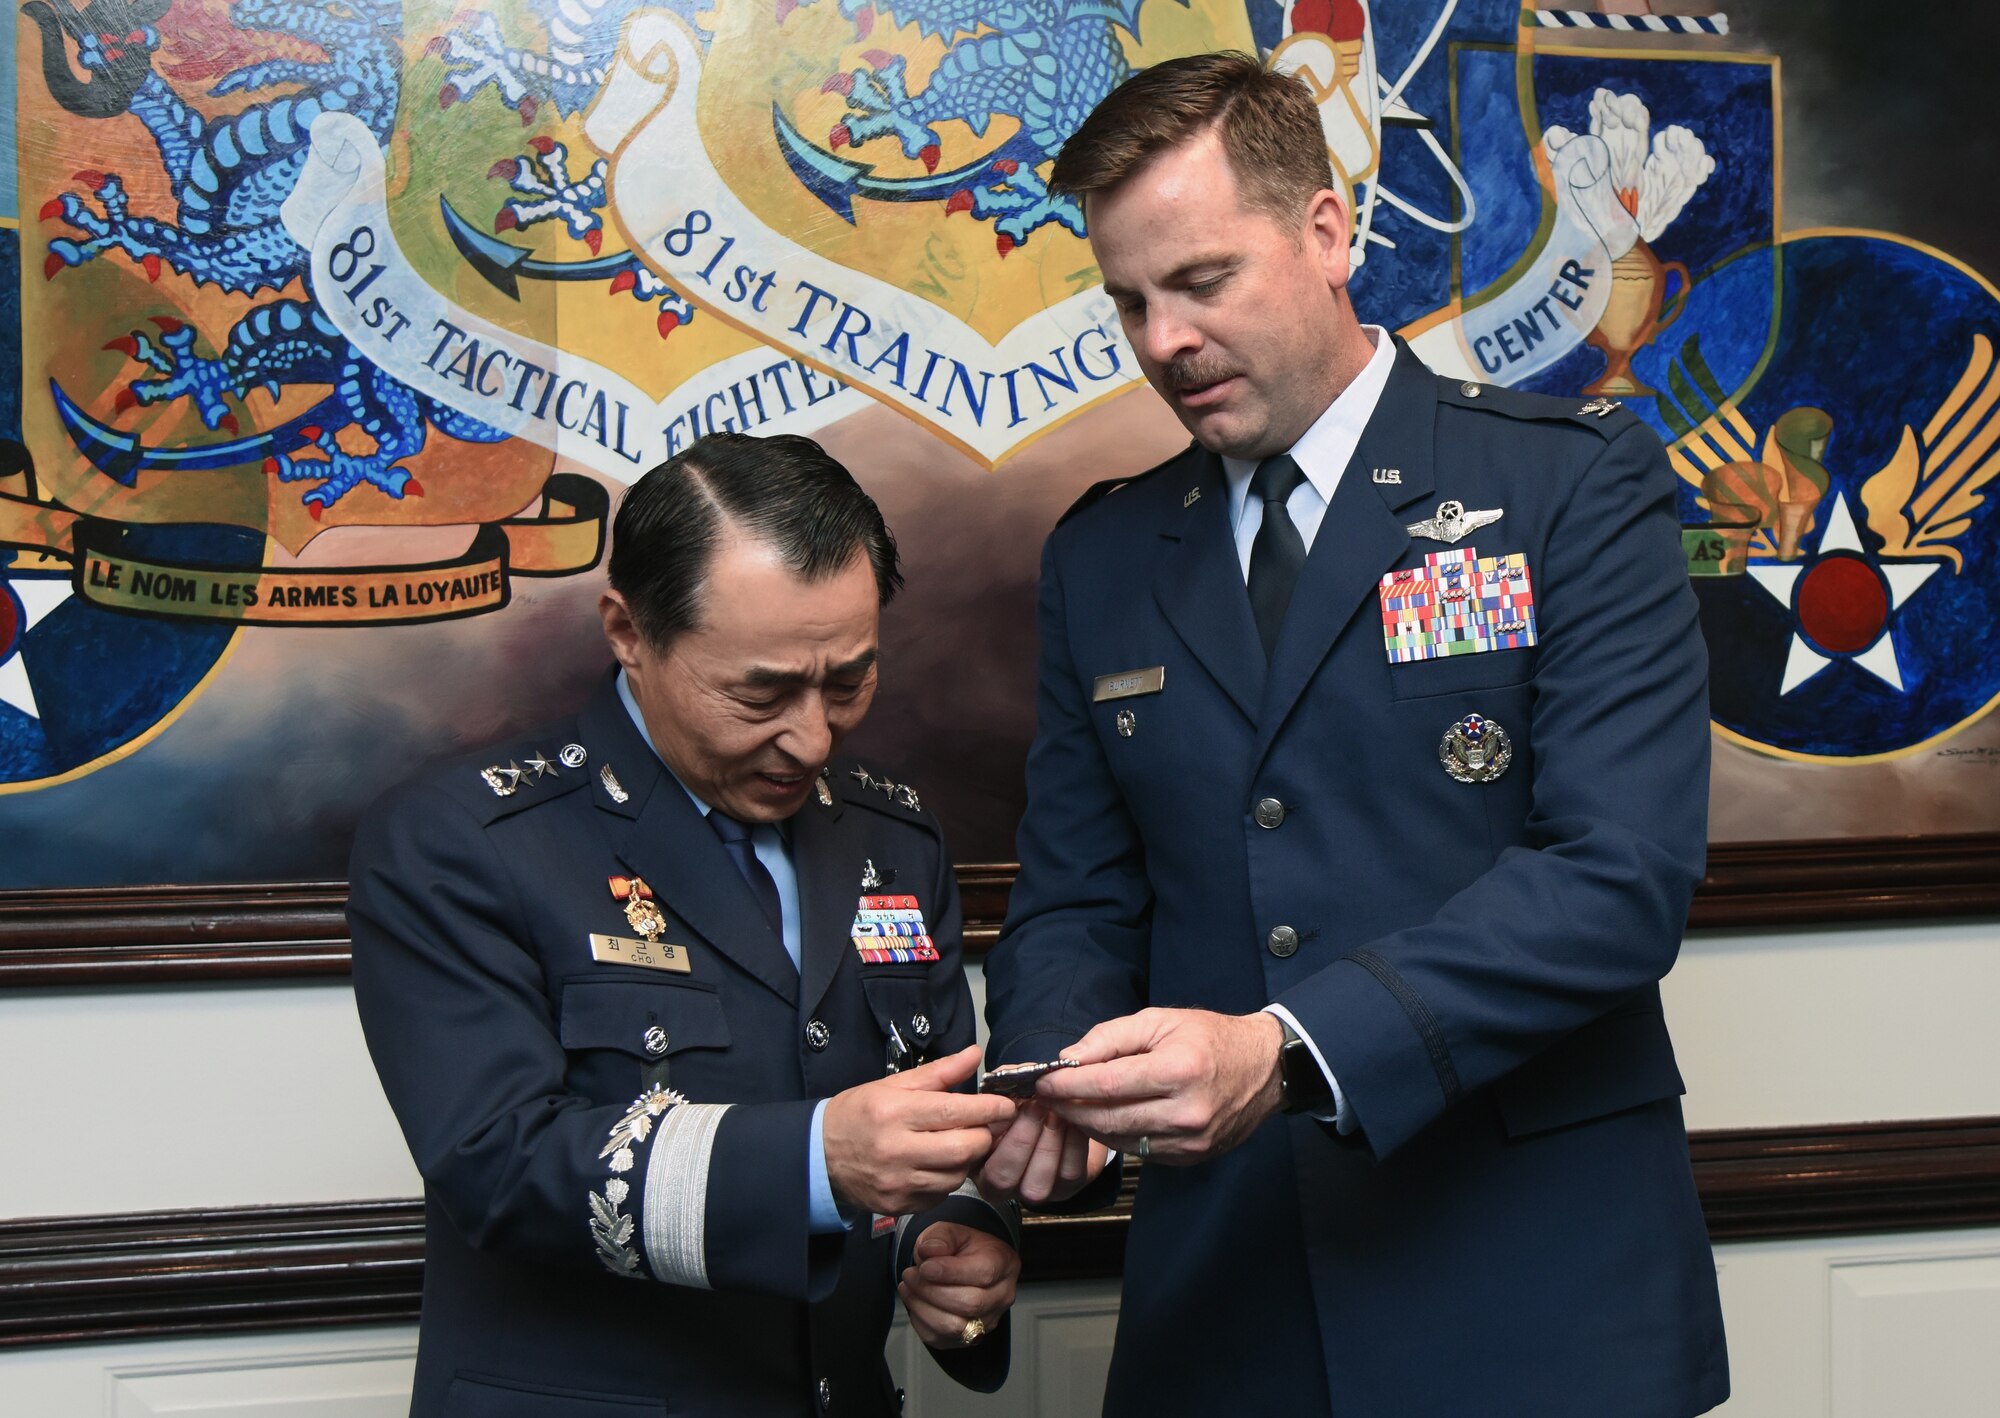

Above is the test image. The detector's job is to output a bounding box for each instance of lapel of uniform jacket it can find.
[1253,343,1441,768]
[1151,445,1266,725]
[789,768,853,1021]
[580,674,801,1009]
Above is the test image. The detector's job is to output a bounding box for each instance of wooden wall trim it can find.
[1,833,1995,987]
[4,1117,1998,1349]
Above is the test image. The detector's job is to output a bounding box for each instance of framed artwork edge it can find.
[1,833,1995,989]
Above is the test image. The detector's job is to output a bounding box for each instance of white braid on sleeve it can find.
[641,1101,733,1288]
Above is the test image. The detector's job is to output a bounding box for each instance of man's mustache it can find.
[1163,356,1241,392]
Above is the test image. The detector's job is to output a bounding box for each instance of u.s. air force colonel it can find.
[980,53,1728,1417]
[349,432,1022,1418]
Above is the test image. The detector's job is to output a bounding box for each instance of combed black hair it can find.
[607,432,903,647]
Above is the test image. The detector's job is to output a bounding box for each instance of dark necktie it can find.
[709,811,785,940]
[1248,453,1309,659]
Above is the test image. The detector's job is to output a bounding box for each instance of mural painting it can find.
[2,0,1995,886]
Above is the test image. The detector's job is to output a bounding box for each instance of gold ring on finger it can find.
[960,1317,986,1345]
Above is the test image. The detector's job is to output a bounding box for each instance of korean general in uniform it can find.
[979,53,1729,1418]
[350,433,1021,1417]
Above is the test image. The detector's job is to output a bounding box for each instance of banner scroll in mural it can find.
[1409,130,1637,383]
[284,112,865,477]
[1,467,607,627]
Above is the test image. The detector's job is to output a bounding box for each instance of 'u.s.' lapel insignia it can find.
[1372,467,1402,485]
[1406,500,1503,543]
[1184,486,1201,508]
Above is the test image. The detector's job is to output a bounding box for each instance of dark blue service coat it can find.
[986,344,1728,1417]
[350,672,1006,1417]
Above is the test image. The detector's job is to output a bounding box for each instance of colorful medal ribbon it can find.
[850,893,940,964]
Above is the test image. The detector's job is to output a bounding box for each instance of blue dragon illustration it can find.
[28,0,508,514]
[799,0,1173,251]
[429,0,711,336]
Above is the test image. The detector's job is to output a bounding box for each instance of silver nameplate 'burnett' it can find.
[1093,666,1166,702]
[1406,500,1503,544]
[599,763,629,804]
[1439,713,1513,784]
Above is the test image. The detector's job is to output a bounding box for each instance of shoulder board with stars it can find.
[450,740,593,821]
[1435,379,1640,438]
[841,764,931,819]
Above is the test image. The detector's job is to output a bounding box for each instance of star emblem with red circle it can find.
[1745,492,1943,695]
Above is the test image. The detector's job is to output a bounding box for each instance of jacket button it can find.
[643,1026,669,1057]
[805,1019,832,1052]
[1461,381,1482,397]
[1253,797,1286,829]
[1267,926,1299,958]
[910,1014,931,1040]
[818,1376,833,1408]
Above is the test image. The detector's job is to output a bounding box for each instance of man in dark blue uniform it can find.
[350,432,1021,1417]
[982,53,1728,1416]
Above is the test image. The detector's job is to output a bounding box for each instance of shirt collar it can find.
[1222,324,1397,506]
[615,669,795,837]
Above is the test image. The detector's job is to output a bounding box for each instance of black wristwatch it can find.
[1275,1018,1334,1116]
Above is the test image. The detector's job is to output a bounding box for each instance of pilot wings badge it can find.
[1407,500,1504,543]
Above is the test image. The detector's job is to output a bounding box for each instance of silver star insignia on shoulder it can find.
[1578,397,1622,418]
[522,752,557,779]
[1406,499,1504,543]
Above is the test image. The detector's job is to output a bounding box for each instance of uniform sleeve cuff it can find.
[1263,1003,1355,1133]
[806,1098,851,1234]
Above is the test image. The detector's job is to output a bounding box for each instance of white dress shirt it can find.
[1222,325,1397,1133]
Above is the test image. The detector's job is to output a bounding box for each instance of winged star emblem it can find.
[1406,500,1503,543]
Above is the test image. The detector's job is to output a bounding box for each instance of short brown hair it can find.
[1050,51,1335,230]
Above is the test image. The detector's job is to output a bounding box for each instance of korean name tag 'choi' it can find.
[589,934,693,974]
[1379,546,1538,665]
[850,894,941,964]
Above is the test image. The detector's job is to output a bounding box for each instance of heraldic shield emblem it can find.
[588,0,1253,466]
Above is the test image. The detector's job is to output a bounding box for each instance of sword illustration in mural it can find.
[4,0,1998,808]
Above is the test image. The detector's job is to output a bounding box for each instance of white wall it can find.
[3,916,1998,1414]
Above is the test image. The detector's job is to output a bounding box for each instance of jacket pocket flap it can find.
[859,970,953,1052]
[1494,998,1684,1138]
[559,979,730,1058]
[1388,647,1534,702]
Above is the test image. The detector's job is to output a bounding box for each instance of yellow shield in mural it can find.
[588,1,1254,467]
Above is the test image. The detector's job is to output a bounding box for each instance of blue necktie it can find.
[709,812,785,939]
[1248,453,1308,658]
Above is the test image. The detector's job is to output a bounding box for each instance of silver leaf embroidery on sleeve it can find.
[592,1084,683,1276]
